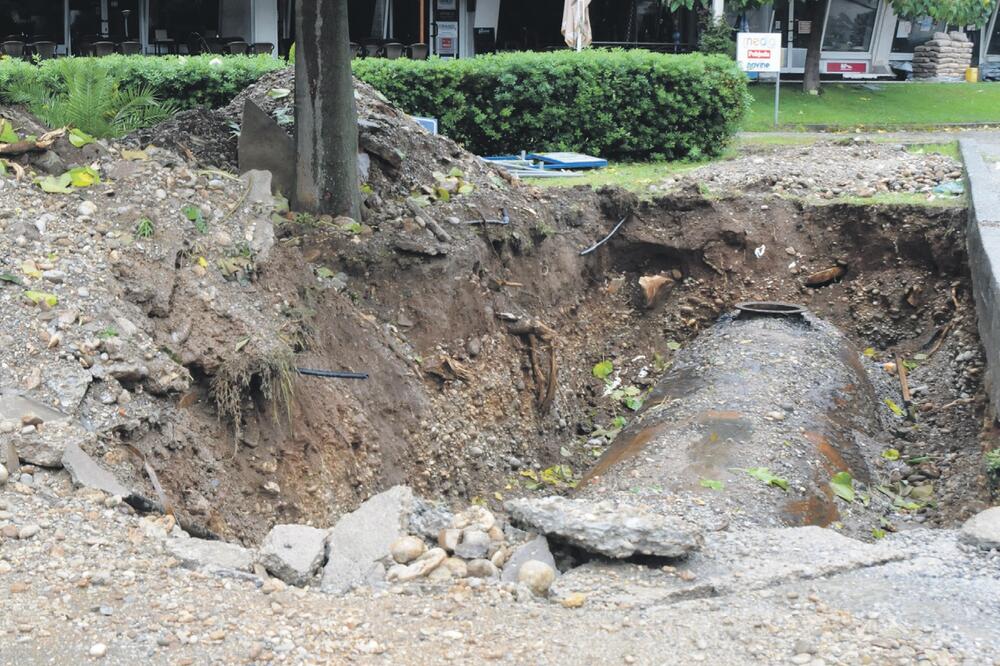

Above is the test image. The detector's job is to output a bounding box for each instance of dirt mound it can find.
[126,67,520,223]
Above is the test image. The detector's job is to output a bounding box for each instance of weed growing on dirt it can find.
[135,217,154,238]
[212,342,296,439]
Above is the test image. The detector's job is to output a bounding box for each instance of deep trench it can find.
[151,194,993,546]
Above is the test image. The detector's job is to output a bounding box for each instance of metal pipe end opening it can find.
[735,301,808,318]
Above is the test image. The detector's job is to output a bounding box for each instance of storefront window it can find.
[1,1,66,42]
[823,0,878,52]
[988,12,1000,54]
[891,16,946,53]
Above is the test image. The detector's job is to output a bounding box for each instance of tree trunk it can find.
[294,0,361,219]
[801,0,830,94]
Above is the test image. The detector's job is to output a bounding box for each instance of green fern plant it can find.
[5,59,178,138]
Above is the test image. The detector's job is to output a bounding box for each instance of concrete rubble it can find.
[506,495,703,559]
[258,524,327,586]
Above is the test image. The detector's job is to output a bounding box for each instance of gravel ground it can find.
[664,140,964,200]
[2,471,999,665]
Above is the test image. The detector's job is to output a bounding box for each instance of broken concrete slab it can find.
[238,100,295,198]
[165,537,255,573]
[0,388,69,424]
[61,440,130,497]
[501,535,557,584]
[550,526,905,609]
[44,366,92,412]
[960,506,1000,550]
[322,485,415,594]
[259,524,328,586]
[506,496,702,559]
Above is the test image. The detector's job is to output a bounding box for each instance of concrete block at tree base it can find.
[238,99,296,199]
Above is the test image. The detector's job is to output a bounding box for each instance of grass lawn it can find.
[744,82,1000,131]
[535,159,714,190]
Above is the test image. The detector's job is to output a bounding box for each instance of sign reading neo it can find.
[737,32,782,72]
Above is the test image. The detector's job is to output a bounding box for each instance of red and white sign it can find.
[825,61,867,73]
[737,33,782,73]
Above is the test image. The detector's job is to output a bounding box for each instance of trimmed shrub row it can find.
[0,54,285,109]
[0,50,749,160]
[352,49,750,161]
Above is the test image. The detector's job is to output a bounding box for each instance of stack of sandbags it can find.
[912,31,974,80]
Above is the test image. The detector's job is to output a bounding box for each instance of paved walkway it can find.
[741,129,1000,144]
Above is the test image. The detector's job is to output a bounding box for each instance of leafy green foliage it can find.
[181,204,208,234]
[35,166,100,194]
[0,54,284,118]
[4,59,179,138]
[830,471,855,503]
[0,119,18,143]
[746,467,789,491]
[353,50,749,161]
[698,16,736,59]
[592,360,614,379]
[986,448,1000,495]
[68,128,95,147]
[700,479,724,490]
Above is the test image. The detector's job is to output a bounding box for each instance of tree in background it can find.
[663,0,995,92]
[293,0,361,220]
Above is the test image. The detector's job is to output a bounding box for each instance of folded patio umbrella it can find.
[561,0,592,50]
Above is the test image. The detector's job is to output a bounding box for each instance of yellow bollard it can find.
[966,67,979,82]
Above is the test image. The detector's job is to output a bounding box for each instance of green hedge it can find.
[352,50,749,161]
[0,54,285,109]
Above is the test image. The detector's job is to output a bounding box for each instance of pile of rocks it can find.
[912,32,973,81]
[150,486,562,599]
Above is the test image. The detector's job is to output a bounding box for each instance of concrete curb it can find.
[960,138,1000,417]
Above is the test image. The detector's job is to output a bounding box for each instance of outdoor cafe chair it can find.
[383,42,405,59]
[407,43,429,60]
[92,41,115,57]
[1,41,25,58]
[29,41,57,60]
[153,29,176,55]
[225,41,249,55]
[120,41,142,55]
[251,42,274,55]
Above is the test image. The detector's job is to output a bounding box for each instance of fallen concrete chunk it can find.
[322,486,415,594]
[12,421,95,468]
[960,506,1000,550]
[506,496,702,559]
[61,441,130,497]
[501,535,557,583]
[165,537,254,573]
[0,389,68,424]
[259,524,328,585]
